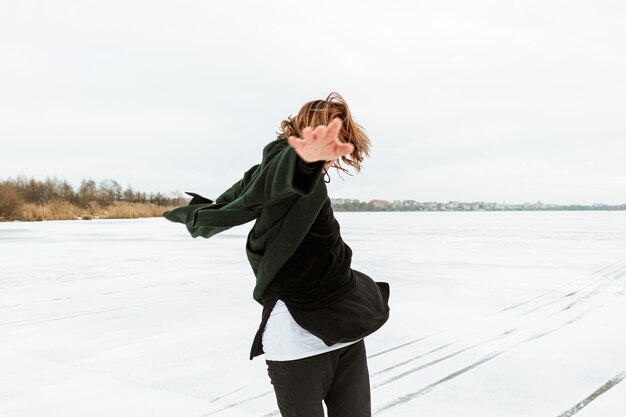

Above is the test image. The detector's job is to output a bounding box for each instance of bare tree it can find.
[98,178,123,205]
[0,182,25,220]
[122,184,136,202]
[78,178,97,208]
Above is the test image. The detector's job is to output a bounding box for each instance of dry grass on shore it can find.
[8,201,179,222]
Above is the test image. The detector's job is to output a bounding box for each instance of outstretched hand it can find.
[287,118,354,164]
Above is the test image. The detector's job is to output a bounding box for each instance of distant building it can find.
[370,199,390,209]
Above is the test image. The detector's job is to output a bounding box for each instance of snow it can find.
[1,210,625,416]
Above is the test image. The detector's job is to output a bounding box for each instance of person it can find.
[163,92,390,417]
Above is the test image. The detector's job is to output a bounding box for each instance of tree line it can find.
[0,175,187,221]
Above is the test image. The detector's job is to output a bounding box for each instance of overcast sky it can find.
[1,1,625,205]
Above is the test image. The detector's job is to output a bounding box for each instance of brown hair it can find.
[277,92,371,177]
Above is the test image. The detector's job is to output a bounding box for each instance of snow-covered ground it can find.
[1,210,625,417]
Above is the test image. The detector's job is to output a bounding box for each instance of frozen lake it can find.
[1,211,625,417]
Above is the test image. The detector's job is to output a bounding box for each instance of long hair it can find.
[277,92,371,177]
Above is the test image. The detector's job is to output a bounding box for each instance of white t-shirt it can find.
[262,299,362,361]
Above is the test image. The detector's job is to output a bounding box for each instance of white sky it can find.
[1,0,625,205]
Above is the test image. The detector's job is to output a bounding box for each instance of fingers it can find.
[294,118,351,161]
[302,126,313,137]
[343,142,355,153]
[332,142,354,158]
[287,135,303,150]
[317,118,342,145]
[313,124,325,139]
[301,118,343,144]
[327,118,343,143]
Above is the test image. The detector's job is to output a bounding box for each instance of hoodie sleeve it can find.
[162,139,326,238]
[258,142,326,204]
[162,163,261,239]
[295,154,324,177]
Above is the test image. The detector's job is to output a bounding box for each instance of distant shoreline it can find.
[329,199,626,212]
[331,208,626,212]
[0,176,183,222]
[1,175,624,222]
[2,203,624,223]
[0,201,179,222]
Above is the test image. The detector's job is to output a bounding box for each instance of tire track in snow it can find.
[208,386,246,403]
[0,286,233,329]
[371,331,511,381]
[370,264,619,380]
[368,258,626,360]
[371,262,625,411]
[374,307,599,414]
[519,280,600,316]
[555,370,626,417]
[193,390,275,417]
[0,300,174,329]
[370,278,607,384]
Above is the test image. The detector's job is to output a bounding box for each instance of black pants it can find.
[265,339,371,417]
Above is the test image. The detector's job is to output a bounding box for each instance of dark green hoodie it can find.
[163,137,327,304]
